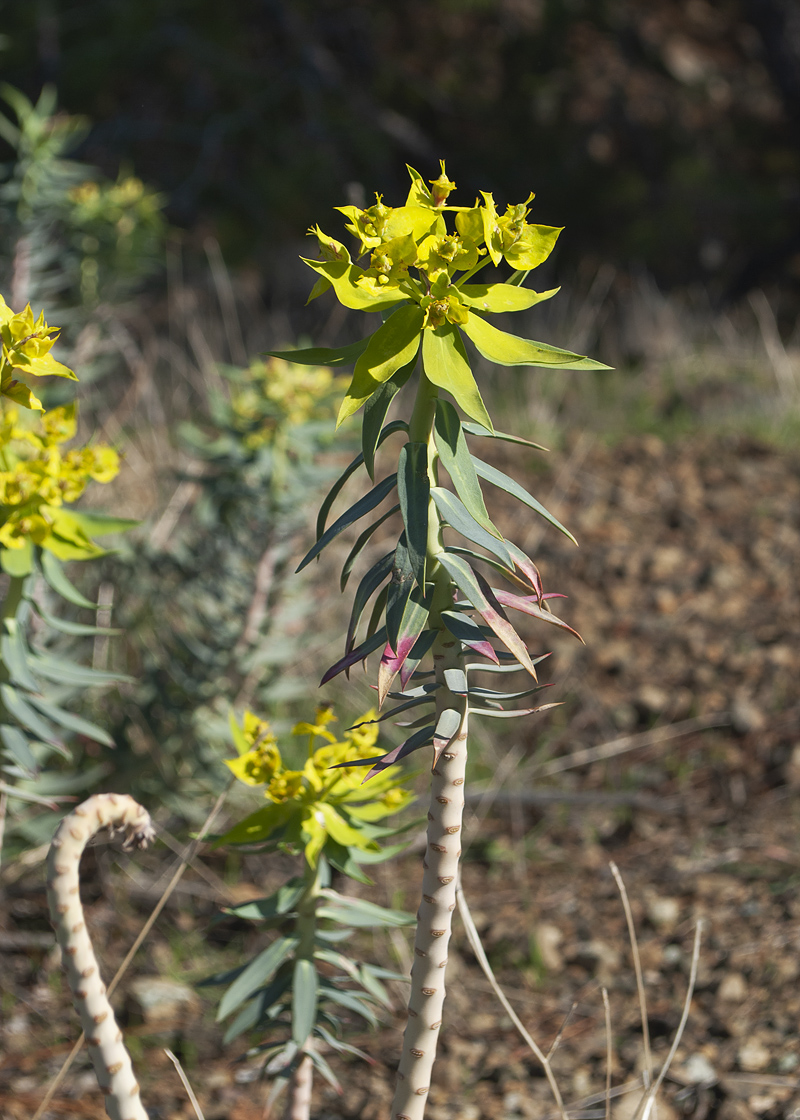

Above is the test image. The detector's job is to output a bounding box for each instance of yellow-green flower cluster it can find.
[0,297,77,412]
[304,161,562,331]
[224,705,413,865]
[0,403,119,555]
[229,357,345,448]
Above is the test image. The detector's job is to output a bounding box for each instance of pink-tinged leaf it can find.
[441,609,499,663]
[504,541,544,601]
[491,589,583,643]
[321,628,387,686]
[378,588,430,704]
[438,553,538,678]
[432,707,463,767]
[399,629,437,688]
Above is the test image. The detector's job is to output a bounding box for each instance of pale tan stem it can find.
[284,1052,313,1120]
[46,793,154,1120]
[390,631,468,1120]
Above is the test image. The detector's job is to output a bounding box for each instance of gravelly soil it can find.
[1,432,799,1120]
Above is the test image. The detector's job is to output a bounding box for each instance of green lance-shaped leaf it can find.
[431,487,513,568]
[297,474,398,572]
[29,600,118,637]
[266,337,370,368]
[397,442,430,587]
[40,550,96,608]
[461,420,548,451]
[385,536,415,654]
[490,588,583,642]
[28,652,133,688]
[340,505,400,591]
[348,685,438,729]
[422,323,493,431]
[300,256,407,313]
[61,511,139,539]
[0,684,65,751]
[441,609,499,663]
[436,554,538,678]
[465,653,551,674]
[378,585,431,705]
[432,707,463,766]
[292,958,319,1048]
[0,724,38,777]
[222,880,306,922]
[223,974,292,1044]
[346,550,395,654]
[26,693,116,745]
[338,305,424,427]
[433,399,500,538]
[471,456,578,546]
[214,800,295,847]
[320,627,388,686]
[458,283,560,313]
[1,626,39,692]
[362,360,416,480]
[316,421,407,543]
[399,628,438,689]
[1,542,33,577]
[470,703,561,718]
[445,545,539,599]
[363,724,436,780]
[316,891,414,928]
[217,936,298,1020]
[467,682,552,704]
[461,312,612,370]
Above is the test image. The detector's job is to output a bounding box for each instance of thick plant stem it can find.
[46,793,154,1120]
[391,629,468,1120]
[391,365,468,1120]
[284,1052,313,1120]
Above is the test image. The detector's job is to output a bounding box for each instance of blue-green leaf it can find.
[1,627,38,691]
[292,959,318,1047]
[434,399,500,538]
[26,694,115,746]
[217,936,298,1020]
[362,363,415,480]
[0,684,63,749]
[346,551,394,654]
[316,420,407,542]
[431,487,513,567]
[40,551,96,609]
[297,474,398,572]
[266,338,370,367]
[397,442,429,587]
[0,724,38,777]
[340,505,401,591]
[461,421,548,451]
[338,305,424,426]
[471,456,578,546]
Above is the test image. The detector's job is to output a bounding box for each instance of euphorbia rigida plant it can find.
[210,706,415,1119]
[271,164,608,1120]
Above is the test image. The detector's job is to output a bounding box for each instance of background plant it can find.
[0,293,133,859]
[206,704,414,1118]
[94,353,350,823]
[272,163,605,1120]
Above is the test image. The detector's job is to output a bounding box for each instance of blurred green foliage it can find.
[1,0,798,298]
[96,355,348,821]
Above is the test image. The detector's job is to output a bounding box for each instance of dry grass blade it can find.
[602,988,611,1120]
[165,1048,207,1120]
[31,783,232,1120]
[546,1001,578,1061]
[456,876,569,1120]
[535,714,729,778]
[610,862,652,1090]
[633,921,703,1120]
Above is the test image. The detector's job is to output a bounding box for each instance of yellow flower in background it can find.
[224,705,414,865]
[0,403,120,555]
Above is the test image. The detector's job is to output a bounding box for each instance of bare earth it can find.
[2,432,799,1120]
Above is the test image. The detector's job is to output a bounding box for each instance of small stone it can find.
[646,895,680,929]
[637,685,669,714]
[731,699,765,734]
[738,1038,771,1072]
[679,1053,717,1084]
[534,923,563,972]
[129,977,199,1025]
[717,972,747,1002]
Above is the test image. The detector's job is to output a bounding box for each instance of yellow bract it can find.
[0,403,120,553]
[226,706,414,865]
[0,297,77,413]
